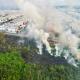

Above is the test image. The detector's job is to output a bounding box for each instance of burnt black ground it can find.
[6,35,68,65]
[21,52,67,65]
[21,44,67,65]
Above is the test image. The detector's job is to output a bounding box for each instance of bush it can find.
[0,51,26,80]
[0,50,79,80]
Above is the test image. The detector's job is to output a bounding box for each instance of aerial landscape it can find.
[0,0,80,80]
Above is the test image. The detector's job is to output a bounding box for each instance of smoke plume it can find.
[15,0,80,66]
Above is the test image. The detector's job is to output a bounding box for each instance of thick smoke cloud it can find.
[15,0,80,66]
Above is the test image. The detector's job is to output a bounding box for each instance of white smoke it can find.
[15,0,80,66]
[26,22,52,55]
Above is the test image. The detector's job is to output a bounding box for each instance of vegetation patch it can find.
[0,51,79,80]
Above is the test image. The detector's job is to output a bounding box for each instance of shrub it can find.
[0,50,79,80]
[0,51,26,80]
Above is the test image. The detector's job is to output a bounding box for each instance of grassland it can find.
[0,32,80,80]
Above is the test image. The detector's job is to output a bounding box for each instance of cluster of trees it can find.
[0,32,19,52]
[0,32,37,53]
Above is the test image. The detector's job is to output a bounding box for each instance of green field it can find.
[0,32,80,80]
[0,51,80,80]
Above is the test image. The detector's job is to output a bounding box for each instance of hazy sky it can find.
[0,0,80,10]
[0,0,17,9]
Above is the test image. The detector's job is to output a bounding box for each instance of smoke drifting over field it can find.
[15,0,80,66]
